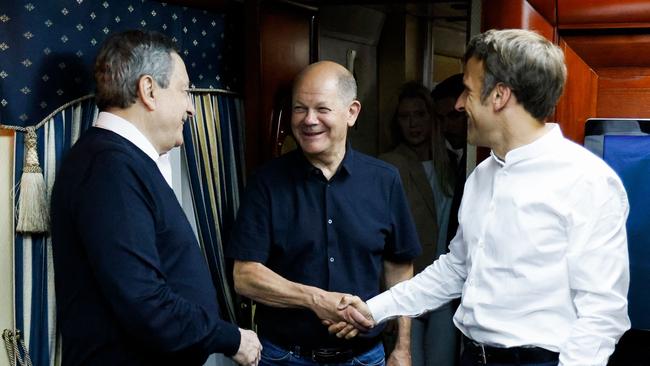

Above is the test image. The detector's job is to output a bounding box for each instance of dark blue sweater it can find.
[51,127,240,366]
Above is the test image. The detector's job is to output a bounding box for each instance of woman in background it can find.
[380,78,465,366]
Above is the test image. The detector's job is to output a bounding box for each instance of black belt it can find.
[284,341,379,363]
[463,336,559,365]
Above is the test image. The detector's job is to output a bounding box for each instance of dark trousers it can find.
[460,336,558,366]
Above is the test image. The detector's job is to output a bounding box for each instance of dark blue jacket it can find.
[51,127,240,366]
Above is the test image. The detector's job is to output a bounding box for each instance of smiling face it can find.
[290,65,359,161]
[151,52,195,153]
[397,97,432,148]
[456,57,494,147]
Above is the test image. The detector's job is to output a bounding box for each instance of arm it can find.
[234,260,352,323]
[560,177,630,365]
[383,260,414,366]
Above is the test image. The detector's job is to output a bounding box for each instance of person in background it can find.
[51,29,261,366]
[226,60,421,366]
[379,77,465,366]
[431,74,467,245]
[333,28,631,366]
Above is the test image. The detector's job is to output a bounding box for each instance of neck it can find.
[493,115,548,159]
[106,107,162,155]
[304,146,346,180]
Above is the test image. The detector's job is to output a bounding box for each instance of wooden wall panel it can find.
[555,38,598,144]
[559,0,650,29]
[527,0,556,26]
[481,0,555,42]
[245,2,315,172]
[562,34,650,69]
[597,67,650,118]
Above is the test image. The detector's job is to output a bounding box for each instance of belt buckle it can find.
[311,348,348,363]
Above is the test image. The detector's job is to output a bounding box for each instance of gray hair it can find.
[336,69,357,104]
[94,30,178,110]
[464,29,567,120]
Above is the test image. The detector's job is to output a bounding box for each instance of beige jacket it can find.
[379,144,438,274]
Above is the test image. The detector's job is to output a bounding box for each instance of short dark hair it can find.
[431,73,464,102]
[464,29,566,120]
[94,29,178,110]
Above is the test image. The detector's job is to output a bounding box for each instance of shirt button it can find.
[327,219,333,224]
[330,257,335,262]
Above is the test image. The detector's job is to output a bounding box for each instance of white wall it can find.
[0,129,15,366]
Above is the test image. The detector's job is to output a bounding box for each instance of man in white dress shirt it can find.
[329,29,631,366]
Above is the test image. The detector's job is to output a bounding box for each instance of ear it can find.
[492,83,511,112]
[347,100,361,128]
[137,75,156,111]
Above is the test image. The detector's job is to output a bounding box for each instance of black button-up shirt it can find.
[227,147,421,348]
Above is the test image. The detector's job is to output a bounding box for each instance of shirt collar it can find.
[94,112,173,187]
[94,111,160,163]
[294,143,354,179]
[492,123,562,167]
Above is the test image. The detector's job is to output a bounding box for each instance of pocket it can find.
[260,341,292,362]
[352,344,385,366]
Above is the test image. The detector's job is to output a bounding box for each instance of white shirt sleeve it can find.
[559,175,631,366]
[368,226,468,324]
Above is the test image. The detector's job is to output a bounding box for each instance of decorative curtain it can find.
[183,92,246,323]
[10,91,245,365]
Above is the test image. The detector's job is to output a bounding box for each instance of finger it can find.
[322,319,333,326]
[336,323,355,338]
[344,328,359,340]
[337,295,355,310]
[327,321,348,334]
[348,307,374,329]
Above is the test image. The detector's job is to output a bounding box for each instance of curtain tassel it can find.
[16,128,49,234]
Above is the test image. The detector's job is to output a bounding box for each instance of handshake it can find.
[319,294,378,340]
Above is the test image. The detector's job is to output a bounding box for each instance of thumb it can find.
[337,295,354,310]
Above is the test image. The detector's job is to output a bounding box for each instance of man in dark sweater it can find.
[50,30,261,366]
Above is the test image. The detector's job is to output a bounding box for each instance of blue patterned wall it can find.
[0,0,244,127]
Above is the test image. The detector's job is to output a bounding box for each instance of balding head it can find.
[293,61,357,105]
[290,61,361,169]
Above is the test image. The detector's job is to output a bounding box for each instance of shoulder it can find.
[352,149,400,180]
[559,138,626,193]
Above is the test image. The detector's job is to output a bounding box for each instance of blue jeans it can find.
[460,349,558,366]
[259,338,386,366]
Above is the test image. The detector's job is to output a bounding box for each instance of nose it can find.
[455,90,467,112]
[304,109,318,125]
[186,97,195,118]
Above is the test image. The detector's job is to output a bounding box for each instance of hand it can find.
[387,346,411,366]
[337,295,375,329]
[232,328,262,366]
[323,295,375,338]
[311,290,351,324]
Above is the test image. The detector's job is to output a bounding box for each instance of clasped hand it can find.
[320,294,376,339]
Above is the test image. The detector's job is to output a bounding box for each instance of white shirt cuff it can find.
[367,290,400,324]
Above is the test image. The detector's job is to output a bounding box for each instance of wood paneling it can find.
[562,33,650,69]
[597,67,650,118]
[559,0,650,29]
[555,38,598,144]
[481,0,555,42]
[527,0,556,26]
[245,1,315,172]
